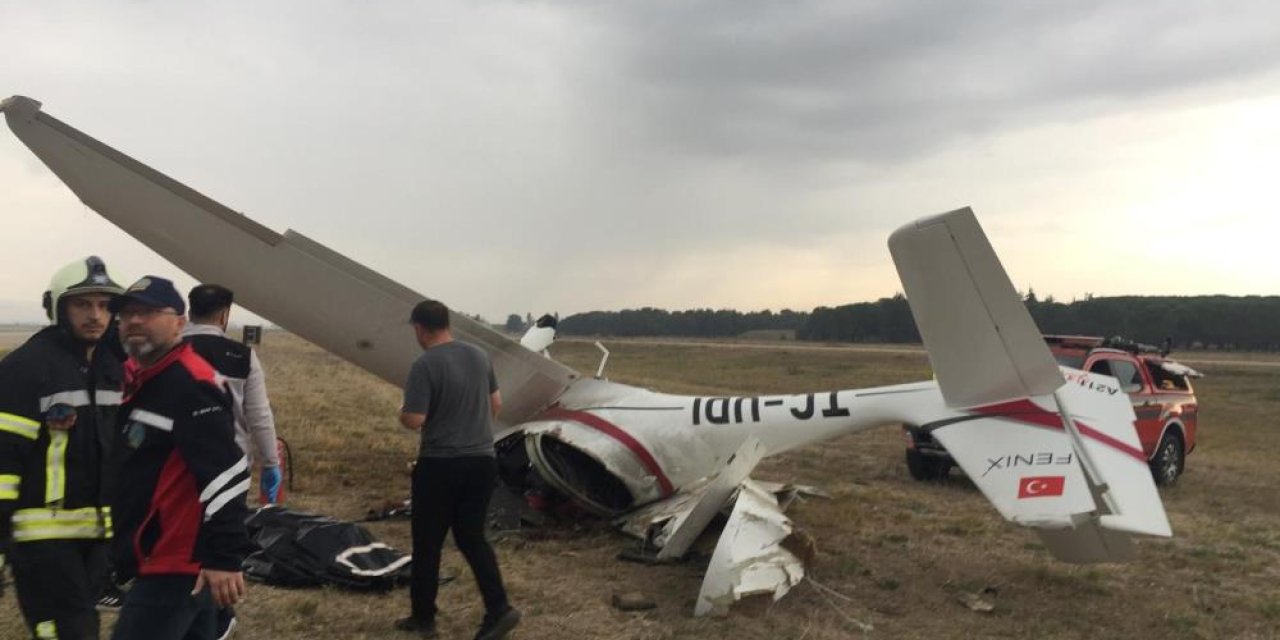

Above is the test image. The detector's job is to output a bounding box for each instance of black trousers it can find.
[110,575,216,640]
[410,456,509,623]
[10,538,110,640]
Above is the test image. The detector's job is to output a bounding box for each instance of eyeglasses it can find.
[116,307,179,321]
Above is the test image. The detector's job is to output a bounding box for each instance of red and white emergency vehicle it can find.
[906,335,1203,486]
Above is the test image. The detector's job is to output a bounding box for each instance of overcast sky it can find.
[2,0,1278,325]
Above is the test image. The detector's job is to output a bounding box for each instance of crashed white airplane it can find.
[2,96,1172,616]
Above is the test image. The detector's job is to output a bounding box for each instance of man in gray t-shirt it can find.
[395,299,520,640]
[402,340,499,459]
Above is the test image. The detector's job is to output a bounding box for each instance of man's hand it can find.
[192,568,245,608]
[259,465,283,504]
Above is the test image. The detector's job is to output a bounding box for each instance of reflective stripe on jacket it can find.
[0,325,123,549]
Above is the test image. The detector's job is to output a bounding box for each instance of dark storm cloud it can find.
[568,0,1280,164]
[2,1,1277,319]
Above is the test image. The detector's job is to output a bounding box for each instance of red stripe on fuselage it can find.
[537,407,675,497]
[972,399,1146,462]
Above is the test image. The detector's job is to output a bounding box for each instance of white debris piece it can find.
[657,437,765,559]
[614,479,708,542]
[695,479,805,617]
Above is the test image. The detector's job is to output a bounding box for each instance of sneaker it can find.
[96,583,126,612]
[474,607,521,640]
[215,607,238,640]
[394,616,439,638]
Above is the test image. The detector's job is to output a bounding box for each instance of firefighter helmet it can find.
[42,256,126,322]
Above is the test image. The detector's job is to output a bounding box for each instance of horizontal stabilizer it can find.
[925,369,1170,562]
[927,397,1097,523]
[889,208,1063,407]
[1052,370,1172,537]
[1,96,577,425]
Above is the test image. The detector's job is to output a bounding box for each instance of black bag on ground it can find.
[243,506,412,591]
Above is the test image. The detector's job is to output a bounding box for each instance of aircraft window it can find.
[1108,360,1144,394]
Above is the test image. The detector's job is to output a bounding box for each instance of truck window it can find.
[1089,358,1143,394]
[1108,360,1144,394]
[1145,361,1189,391]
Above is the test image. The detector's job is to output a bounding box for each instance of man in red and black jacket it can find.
[108,276,252,640]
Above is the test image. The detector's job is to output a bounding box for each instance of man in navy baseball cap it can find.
[108,274,253,638]
[111,277,188,363]
[109,276,186,317]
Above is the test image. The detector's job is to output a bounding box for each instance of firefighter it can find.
[0,256,126,639]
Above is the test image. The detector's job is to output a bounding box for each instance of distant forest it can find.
[556,295,1280,351]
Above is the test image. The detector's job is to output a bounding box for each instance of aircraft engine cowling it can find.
[522,420,669,515]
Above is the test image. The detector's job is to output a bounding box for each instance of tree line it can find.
[553,295,1280,350]
[557,307,807,338]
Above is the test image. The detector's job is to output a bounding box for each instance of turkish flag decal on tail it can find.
[1017,475,1066,499]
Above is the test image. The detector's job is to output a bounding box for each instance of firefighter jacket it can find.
[112,342,252,581]
[0,326,123,554]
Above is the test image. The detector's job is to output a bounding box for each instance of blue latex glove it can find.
[259,465,282,504]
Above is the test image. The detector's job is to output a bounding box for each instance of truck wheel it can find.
[1150,432,1184,486]
[906,449,948,482]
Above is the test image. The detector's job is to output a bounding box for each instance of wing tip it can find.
[1,95,42,115]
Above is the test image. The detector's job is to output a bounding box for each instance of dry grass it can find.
[2,334,1279,639]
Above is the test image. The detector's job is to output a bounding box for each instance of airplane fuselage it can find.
[517,377,945,514]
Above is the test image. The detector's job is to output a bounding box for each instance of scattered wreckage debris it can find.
[361,498,411,523]
[956,586,999,613]
[611,438,828,616]
[804,577,875,633]
[610,592,658,612]
[695,479,807,616]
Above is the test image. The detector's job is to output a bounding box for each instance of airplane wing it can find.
[1,95,577,425]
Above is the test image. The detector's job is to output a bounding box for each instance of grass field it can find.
[2,334,1278,639]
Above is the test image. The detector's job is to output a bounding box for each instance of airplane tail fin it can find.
[889,208,1064,407]
[889,208,1171,562]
